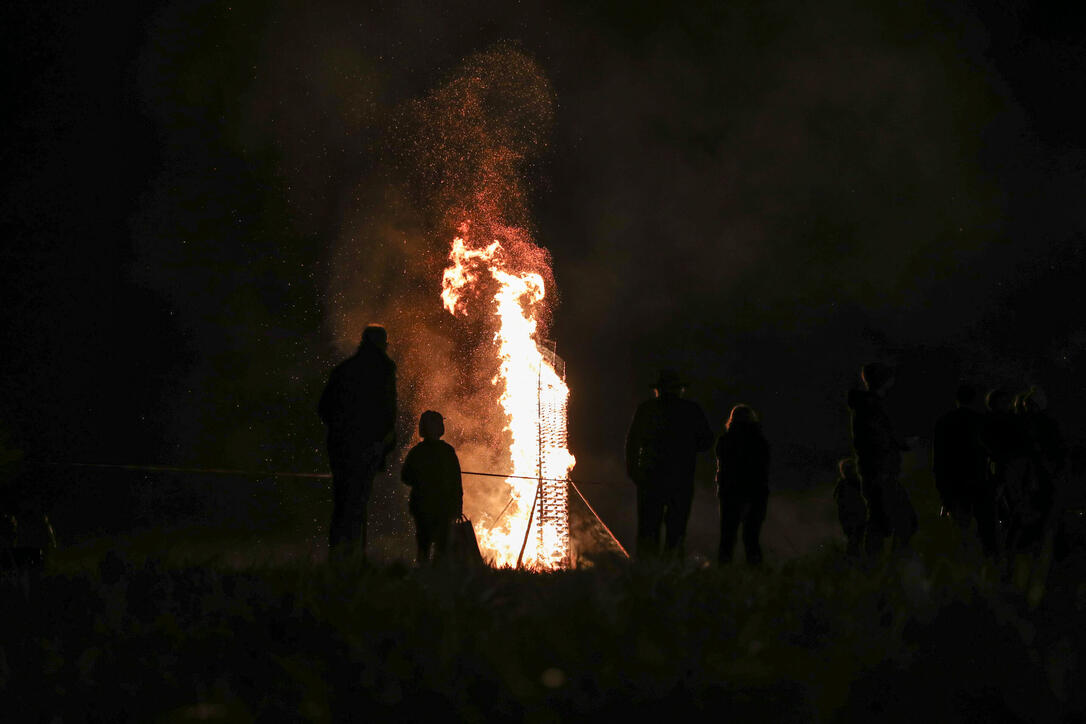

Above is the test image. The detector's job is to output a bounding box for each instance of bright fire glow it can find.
[442,228,575,569]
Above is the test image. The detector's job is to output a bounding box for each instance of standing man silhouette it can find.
[848,362,916,555]
[626,369,713,559]
[319,324,397,559]
[933,383,995,555]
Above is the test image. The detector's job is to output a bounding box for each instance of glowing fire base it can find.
[442,230,576,569]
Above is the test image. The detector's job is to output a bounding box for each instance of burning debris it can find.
[442,226,575,568]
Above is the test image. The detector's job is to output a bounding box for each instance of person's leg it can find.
[664,481,694,559]
[432,517,453,560]
[945,486,972,532]
[329,470,346,552]
[636,483,666,560]
[328,465,358,555]
[861,470,889,556]
[718,489,742,564]
[973,491,1000,557]
[1001,458,1035,555]
[358,496,369,561]
[743,488,769,565]
[338,469,374,559]
[885,475,918,550]
[845,526,864,557]
[344,475,365,543]
[415,517,431,564]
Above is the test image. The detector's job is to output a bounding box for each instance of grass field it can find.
[6,523,1086,722]
[4,462,1086,722]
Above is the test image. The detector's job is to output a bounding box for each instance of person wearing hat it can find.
[847,362,916,555]
[625,368,713,559]
[319,324,398,560]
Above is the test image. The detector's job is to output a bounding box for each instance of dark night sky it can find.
[3,1,1086,534]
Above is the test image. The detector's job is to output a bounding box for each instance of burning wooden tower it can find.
[533,341,571,568]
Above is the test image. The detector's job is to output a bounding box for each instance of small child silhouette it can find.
[401,410,463,563]
[833,457,866,557]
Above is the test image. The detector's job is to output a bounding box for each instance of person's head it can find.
[1027,386,1046,411]
[861,362,894,394]
[955,383,977,407]
[1017,386,1046,414]
[986,387,1012,413]
[651,369,685,398]
[361,324,388,352]
[725,404,758,430]
[419,410,444,440]
[838,457,857,479]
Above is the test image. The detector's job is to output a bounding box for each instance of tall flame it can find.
[442,227,575,568]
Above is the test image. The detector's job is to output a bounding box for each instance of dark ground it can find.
[4,461,1086,722]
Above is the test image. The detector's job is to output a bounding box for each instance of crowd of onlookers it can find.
[625,360,1075,567]
[836,370,1070,563]
[319,325,1075,568]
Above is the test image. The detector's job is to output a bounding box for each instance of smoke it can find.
[119,0,1086,560]
[325,45,559,523]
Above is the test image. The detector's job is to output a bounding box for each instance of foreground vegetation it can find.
[5,528,1086,723]
[3,461,1084,721]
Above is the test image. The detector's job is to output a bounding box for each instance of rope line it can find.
[44,461,330,479]
[41,460,630,556]
[44,461,617,486]
[568,479,630,558]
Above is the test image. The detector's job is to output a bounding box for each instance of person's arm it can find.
[1046,417,1067,472]
[318,369,338,425]
[451,448,464,516]
[694,405,713,453]
[931,418,944,477]
[714,435,727,482]
[625,405,646,482]
[400,447,417,487]
[381,363,398,453]
[760,436,771,484]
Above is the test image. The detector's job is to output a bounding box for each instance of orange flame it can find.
[442,228,575,568]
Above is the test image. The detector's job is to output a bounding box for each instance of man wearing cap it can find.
[625,369,713,559]
[319,324,397,559]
